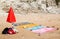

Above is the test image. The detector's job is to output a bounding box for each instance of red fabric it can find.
[8,29,16,34]
[6,7,16,23]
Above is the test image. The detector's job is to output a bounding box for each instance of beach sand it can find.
[0,13,60,39]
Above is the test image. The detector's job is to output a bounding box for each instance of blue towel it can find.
[25,25,45,30]
[31,26,45,30]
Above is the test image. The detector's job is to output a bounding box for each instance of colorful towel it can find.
[32,28,56,34]
[17,23,38,28]
[25,25,45,30]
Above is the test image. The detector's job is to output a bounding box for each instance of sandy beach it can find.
[0,13,60,39]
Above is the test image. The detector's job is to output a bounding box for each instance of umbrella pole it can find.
[12,23,14,26]
[12,22,15,28]
[12,22,15,27]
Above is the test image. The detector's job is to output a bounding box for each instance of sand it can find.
[0,13,60,39]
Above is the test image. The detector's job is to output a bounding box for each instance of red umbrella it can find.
[6,7,16,23]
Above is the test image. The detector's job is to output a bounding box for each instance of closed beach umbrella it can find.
[6,7,16,23]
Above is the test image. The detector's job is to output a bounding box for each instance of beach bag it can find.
[2,27,9,34]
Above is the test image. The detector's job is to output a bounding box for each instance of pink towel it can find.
[32,28,56,34]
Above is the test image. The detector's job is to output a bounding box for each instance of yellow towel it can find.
[16,23,38,28]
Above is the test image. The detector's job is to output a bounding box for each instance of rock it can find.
[0,0,60,14]
[47,6,60,14]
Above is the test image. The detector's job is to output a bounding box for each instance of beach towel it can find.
[17,23,38,28]
[32,28,56,34]
[25,25,45,30]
